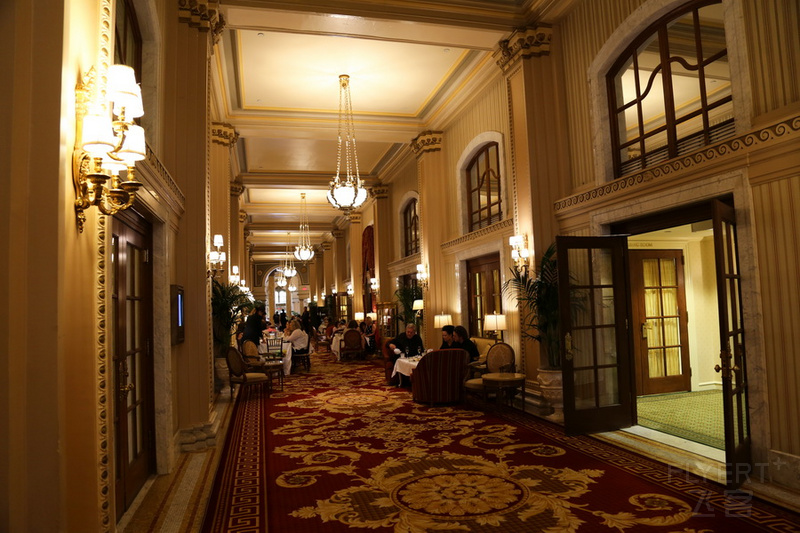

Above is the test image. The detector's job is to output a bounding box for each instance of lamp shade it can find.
[433,314,453,329]
[366,312,377,321]
[412,299,424,311]
[354,312,364,321]
[81,112,115,155]
[213,234,224,248]
[118,124,146,163]
[484,313,507,331]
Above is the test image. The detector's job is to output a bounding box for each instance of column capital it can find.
[321,241,333,251]
[331,230,345,239]
[494,25,553,72]
[211,122,239,146]
[230,182,244,196]
[371,184,390,199]
[178,0,225,36]
[239,209,247,223]
[411,131,443,157]
[347,213,362,225]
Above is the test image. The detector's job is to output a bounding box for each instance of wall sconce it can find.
[416,263,429,289]
[73,64,146,232]
[509,235,531,272]
[346,284,354,296]
[412,299,424,322]
[207,234,226,278]
[321,291,327,299]
[354,312,364,322]
[484,313,507,343]
[433,314,453,329]
[229,265,240,285]
[370,277,379,291]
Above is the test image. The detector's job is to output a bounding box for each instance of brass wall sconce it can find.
[346,283,354,296]
[207,234,226,278]
[73,64,146,232]
[370,277,379,291]
[509,235,531,272]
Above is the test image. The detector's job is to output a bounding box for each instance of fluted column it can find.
[411,131,445,349]
[321,242,334,296]
[228,188,245,280]
[371,184,393,304]
[332,230,346,294]
[211,123,238,281]
[347,213,364,315]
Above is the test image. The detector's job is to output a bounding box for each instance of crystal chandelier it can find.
[282,236,297,278]
[294,193,315,261]
[327,74,368,212]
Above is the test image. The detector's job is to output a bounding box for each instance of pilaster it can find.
[331,229,346,294]
[371,184,393,303]
[348,213,364,315]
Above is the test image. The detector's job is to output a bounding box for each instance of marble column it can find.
[321,241,334,296]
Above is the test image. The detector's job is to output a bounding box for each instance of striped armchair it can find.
[411,349,469,405]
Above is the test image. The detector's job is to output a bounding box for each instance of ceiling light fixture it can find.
[327,74,368,213]
[282,234,297,278]
[294,192,315,262]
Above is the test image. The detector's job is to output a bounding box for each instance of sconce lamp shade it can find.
[108,65,144,118]
[118,125,147,163]
[213,234,224,248]
[354,312,364,321]
[81,112,115,155]
[412,299,424,311]
[484,313,507,332]
[433,314,453,329]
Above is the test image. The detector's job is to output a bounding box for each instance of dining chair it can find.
[339,329,364,361]
[464,342,516,402]
[225,347,269,396]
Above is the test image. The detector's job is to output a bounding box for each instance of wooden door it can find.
[558,236,635,434]
[467,254,502,338]
[112,210,155,518]
[630,250,691,395]
[712,200,751,487]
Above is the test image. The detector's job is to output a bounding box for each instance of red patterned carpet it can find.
[202,352,800,532]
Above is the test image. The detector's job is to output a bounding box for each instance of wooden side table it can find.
[481,372,526,412]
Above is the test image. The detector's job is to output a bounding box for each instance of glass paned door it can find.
[712,200,751,487]
[558,236,634,434]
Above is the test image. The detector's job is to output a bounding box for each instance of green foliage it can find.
[394,285,423,327]
[502,242,561,368]
[211,279,254,354]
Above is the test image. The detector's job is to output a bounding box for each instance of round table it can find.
[481,372,526,411]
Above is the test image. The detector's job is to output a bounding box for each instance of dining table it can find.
[391,355,422,380]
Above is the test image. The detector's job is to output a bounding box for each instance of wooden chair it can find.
[339,329,364,361]
[464,342,516,402]
[412,349,469,405]
[225,347,269,396]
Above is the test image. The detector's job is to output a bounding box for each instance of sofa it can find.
[411,348,470,405]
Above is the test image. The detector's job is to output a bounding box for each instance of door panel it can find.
[113,211,154,519]
[467,254,502,338]
[630,250,691,395]
[558,236,634,434]
[712,200,751,487]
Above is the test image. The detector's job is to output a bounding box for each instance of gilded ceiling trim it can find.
[211,122,238,146]
[411,131,443,156]
[555,115,800,212]
[178,0,224,36]
[495,25,553,72]
[441,218,513,250]
[96,214,112,531]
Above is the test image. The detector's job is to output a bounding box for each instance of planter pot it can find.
[537,367,564,424]
[214,357,229,393]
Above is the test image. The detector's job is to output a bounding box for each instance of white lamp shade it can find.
[108,65,143,117]
[231,265,239,275]
[366,312,377,321]
[434,314,453,329]
[213,234,224,248]
[353,185,368,207]
[354,312,364,321]
[118,125,146,163]
[331,182,356,208]
[412,299,424,311]
[101,153,128,173]
[81,112,115,155]
[208,250,220,263]
[484,313,507,331]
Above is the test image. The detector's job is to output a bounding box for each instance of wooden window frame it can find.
[466,142,502,232]
[403,199,419,257]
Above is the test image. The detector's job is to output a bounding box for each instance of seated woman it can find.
[439,325,456,350]
[452,325,480,362]
[282,319,309,375]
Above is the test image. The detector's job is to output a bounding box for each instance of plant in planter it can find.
[211,279,256,391]
[394,285,423,329]
[503,242,564,420]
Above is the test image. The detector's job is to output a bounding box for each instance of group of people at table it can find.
[238,304,481,384]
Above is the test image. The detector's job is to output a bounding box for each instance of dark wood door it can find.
[467,253,502,338]
[630,249,691,395]
[558,236,635,434]
[112,210,155,518]
[712,200,751,487]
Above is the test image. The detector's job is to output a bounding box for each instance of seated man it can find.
[386,323,424,363]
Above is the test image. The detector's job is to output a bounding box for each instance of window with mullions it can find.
[403,199,419,257]
[608,0,732,178]
[115,0,143,77]
[466,142,502,232]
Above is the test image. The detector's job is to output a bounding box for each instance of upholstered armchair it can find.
[411,348,469,405]
[225,347,269,396]
[382,342,398,386]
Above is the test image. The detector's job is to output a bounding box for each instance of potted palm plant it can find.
[503,242,564,421]
[394,285,423,329]
[211,279,255,391]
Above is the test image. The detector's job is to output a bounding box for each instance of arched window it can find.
[608,0,732,177]
[466,142,502,232]
[403,199,419,257]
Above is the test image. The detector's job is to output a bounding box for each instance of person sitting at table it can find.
[282,318,309,375]
[330,319,347,360]
[362,315,376,354]
[439,325,456,350]
[386,323,424,363]
[453,325,480,362]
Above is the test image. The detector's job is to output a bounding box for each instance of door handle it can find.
[120,383,135,396]
[641,322,648,338]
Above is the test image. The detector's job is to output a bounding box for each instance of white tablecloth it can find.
[392,356,421,378]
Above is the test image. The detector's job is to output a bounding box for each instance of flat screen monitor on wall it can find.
[171,285,185,345]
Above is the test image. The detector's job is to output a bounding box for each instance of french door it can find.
[630,249,691,395]
[557,236,634,434]
[112,210,155,518]
[467,253,502,338]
